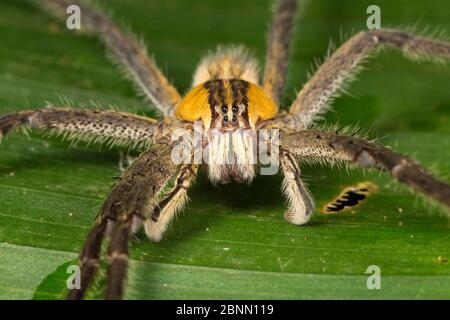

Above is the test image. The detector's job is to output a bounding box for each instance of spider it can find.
[1,0,450,300]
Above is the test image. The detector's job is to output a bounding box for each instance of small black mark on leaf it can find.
[321,181,378,214]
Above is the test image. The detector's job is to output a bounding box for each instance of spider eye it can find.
[224,115,229,122]
[221,105,228,113]
[232,115,237,122]
[232,105,238,113]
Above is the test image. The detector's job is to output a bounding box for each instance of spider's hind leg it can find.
[37,0,181,116]
[263,0,300,104]
[279,29,450,129]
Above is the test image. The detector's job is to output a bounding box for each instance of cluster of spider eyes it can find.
[221,105,239,123]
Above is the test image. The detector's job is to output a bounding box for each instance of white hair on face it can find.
[206,130,257,184]
[192,45,260,87]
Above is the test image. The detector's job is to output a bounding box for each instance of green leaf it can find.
[0,0,449,300]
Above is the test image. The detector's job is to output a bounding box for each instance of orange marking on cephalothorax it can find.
[175,83,212,128]
[246,82,278,127]
[175,79,278,129]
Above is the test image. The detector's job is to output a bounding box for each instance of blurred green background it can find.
[0,0,449,299]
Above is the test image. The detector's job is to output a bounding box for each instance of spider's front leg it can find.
[145,164,198,242]
[281,130,450,208]
[0,108,166,150]
[68,141,197,300]
[280,148,314,225]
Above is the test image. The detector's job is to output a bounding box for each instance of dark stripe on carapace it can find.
[203,79,226,127]
[230,79,250,128]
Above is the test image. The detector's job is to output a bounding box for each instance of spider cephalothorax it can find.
[1,0,450,300]
[176,72,279,183]
[177,78,278,130]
